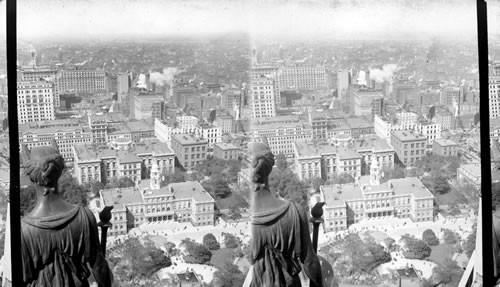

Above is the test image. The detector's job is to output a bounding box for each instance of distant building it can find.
[116,72,129,104]
[20,124,92,164]
[440,86,461,106]
[415,121,442,145]
[250,77,277,118]
[350,86,384,117]
[172,86,198,109]
[220,89,243,110]
[19,67,60,107]
[130,93,164,121]
[250,66,281,105]
[320,159,434,232]
[390,130,427,166]
[457,163,482,189]
[278,66,327,91]
[171,134,208,171]
[199,125,222,148]
[434,110,453,131]
[432,139,458,157]
[294,135,394,181]
[56,68,106,94]
[489,61,500,118]
[17,81,56,124]
[337,69,352,100]
[213,142,239,161]
[251,116,312,159]
[392,80,418,105]
[215,114,234,134]
[100,179,215,236]
[344,117,375,139]
[72,140,175,185]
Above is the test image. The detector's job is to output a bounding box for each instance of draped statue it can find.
[243,142,324,287]
[18,146,113,287]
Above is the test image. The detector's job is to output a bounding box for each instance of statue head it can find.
[23,146,65,189]
[249,142,275,188]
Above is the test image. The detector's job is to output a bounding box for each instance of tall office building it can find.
[490,61,500,118]
[56,68,106,94]
[250,77,276,118]
[250,66,281,105]
[337,69,351,100]
[278,66,327,90]
[116,72,129,103]
[17,81,56,124]
[19,67,60,107]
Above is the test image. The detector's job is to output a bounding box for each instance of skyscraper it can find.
[250,77,276,118]
[17,81,56,124]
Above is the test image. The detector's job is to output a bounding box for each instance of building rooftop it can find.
[354,135,394,152]
[126,121,153,132]
[345,117,373,129]
[322,184,364,206]
[294,141,335,158]
[390,177,433,199]
[171,134,208,145]
[214,142,239,151]
[337,149,361,160]
[433,138,458,147]
[391,130,427,142]
[169,181,214,203]
[101,187,143,211]
[117,152,141,164]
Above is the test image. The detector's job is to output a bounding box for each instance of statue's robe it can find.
[248,201,323,287]
[20,206,101,287]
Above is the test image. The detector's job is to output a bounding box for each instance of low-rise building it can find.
[213,142,239,160]
[100,176,215,236]
[320,160,434,232]
[171,134,208,171]
[390,130,427,166]
[415,121,442,145]
[457,163,482,189]
[432,138,458,157]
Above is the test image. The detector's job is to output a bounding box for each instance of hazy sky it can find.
[0,0,482,41]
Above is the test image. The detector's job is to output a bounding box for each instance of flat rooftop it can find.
[101,187,143,211]
[171,134,208,145]
[433,138,458,147]
[214,142,239,151]
[391,130,427,142]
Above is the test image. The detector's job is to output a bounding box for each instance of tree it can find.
[430,257,464,287]
[400,234,431,259]
[428,106,436,120]
[442,229,460,245]
[223,233,241,249]
[202,175,232,199]
[422,229,440,246]
[275,153,288,170]
[463,223,477,258]
[109,237,172,286]
[381,164,406,182]
[213,263,246,287]
[383,237,396,252]
[181,238,212,264]
[309,177,325,193]
[342,234,391,273]
[422,175,450,194]
[160,168,185,187]
[269,168,310,212]
[203,233,221,251]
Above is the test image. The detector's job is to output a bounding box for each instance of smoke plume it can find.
[150,67,178,86]
[369,64,398,83]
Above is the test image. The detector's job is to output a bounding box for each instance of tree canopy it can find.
[109,237,172,286]
[181,238,212,264]
[442,228,461,245]
[203,233,221,251]
[339,233,392,274]
[422,229,440,246]
[400,234,431,259]
[213,263,246,287]
[223,232,241,249]
[269,168,310,212]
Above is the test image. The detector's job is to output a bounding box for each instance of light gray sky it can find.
[0,0,482,41]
